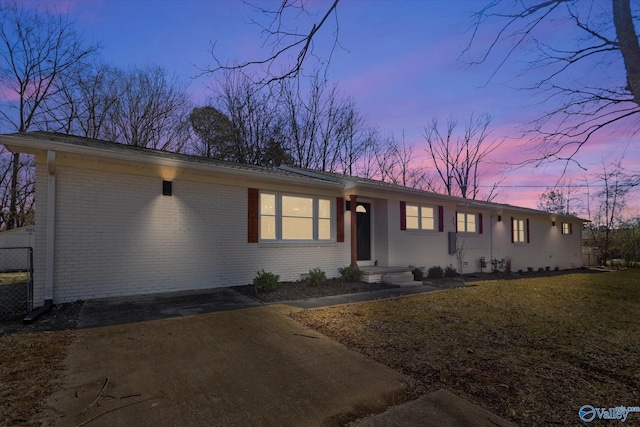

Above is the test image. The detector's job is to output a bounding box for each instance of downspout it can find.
[23,150,55,323]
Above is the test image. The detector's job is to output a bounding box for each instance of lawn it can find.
[291,270,640,426]
[0,272,29,286]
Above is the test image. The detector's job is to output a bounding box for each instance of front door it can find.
[356,202,371,261]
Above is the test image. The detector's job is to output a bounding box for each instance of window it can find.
[513,218,526,243]
[260,193,277,239]
[282,195,313,239]
[406,204,435,230]
[259,192,332,241]
[562,222,572,235]
[318,199,331,240]
[457,212,476,233]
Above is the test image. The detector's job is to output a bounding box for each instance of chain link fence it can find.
[0,247,33,321]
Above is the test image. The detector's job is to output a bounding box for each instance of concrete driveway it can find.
[41,304,408,426]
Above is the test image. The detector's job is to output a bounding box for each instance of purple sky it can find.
[19,0,640,216]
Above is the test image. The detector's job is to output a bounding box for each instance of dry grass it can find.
[0,271,29,286]
[292,270,640,426]
[0,330,76,426]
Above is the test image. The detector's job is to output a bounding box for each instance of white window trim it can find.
[406,204,436,231]
[259,191,333,242]
[457,212,477,234]
[561,222,571,235]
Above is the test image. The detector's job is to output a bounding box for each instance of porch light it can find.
[552,221,556,227]
[162,180,172,196]
[497,215,502,222]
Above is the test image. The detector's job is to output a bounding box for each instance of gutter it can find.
[23,150,56,323]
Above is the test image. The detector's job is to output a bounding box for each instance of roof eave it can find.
[0,134,342,189]
[352,181,586,221]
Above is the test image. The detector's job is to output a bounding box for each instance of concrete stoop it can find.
[361,267,422,287]
[352,389,517,427]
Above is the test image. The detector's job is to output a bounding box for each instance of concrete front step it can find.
[360,266,415,284]
[382,271,414,284]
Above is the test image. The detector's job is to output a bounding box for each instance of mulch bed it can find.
[232,278,399,302]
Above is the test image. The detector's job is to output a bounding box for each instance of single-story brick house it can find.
[0,132,583,306]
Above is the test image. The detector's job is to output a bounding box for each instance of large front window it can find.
[282,195,313,239]
[260,192,332,241]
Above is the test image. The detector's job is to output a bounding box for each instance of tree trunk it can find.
[613,0,640,106]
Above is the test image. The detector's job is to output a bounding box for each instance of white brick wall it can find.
[379,198,582,274]
[33,156,351,304]
[31,152,582,304]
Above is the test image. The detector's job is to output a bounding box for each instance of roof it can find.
[0,131,584,221]
[0,131,340,188]
[281,165,584,221]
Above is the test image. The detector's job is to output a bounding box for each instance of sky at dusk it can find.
[13,0,640,215]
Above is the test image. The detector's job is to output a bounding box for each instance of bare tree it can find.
[42,62,122,139]
[100,65,191,152]
[204,0,340,85]
[359,133,427,189]
[423,114,503,200]
[210,71,289,165]
[202,0,640,167]
[336,104,372,176]
[0,146,34,230]
[351,127,383,179]
[537,183,582,216]
[40,63,191,152]
[465,0,640,164]
[585,160,640,264]
[0,3,99,228]
[281,75,333,170]
[279,73,369,173]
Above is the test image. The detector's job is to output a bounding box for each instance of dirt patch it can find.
[0,329,77,426]
[233,278,399,302]
[1,302,84,426]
